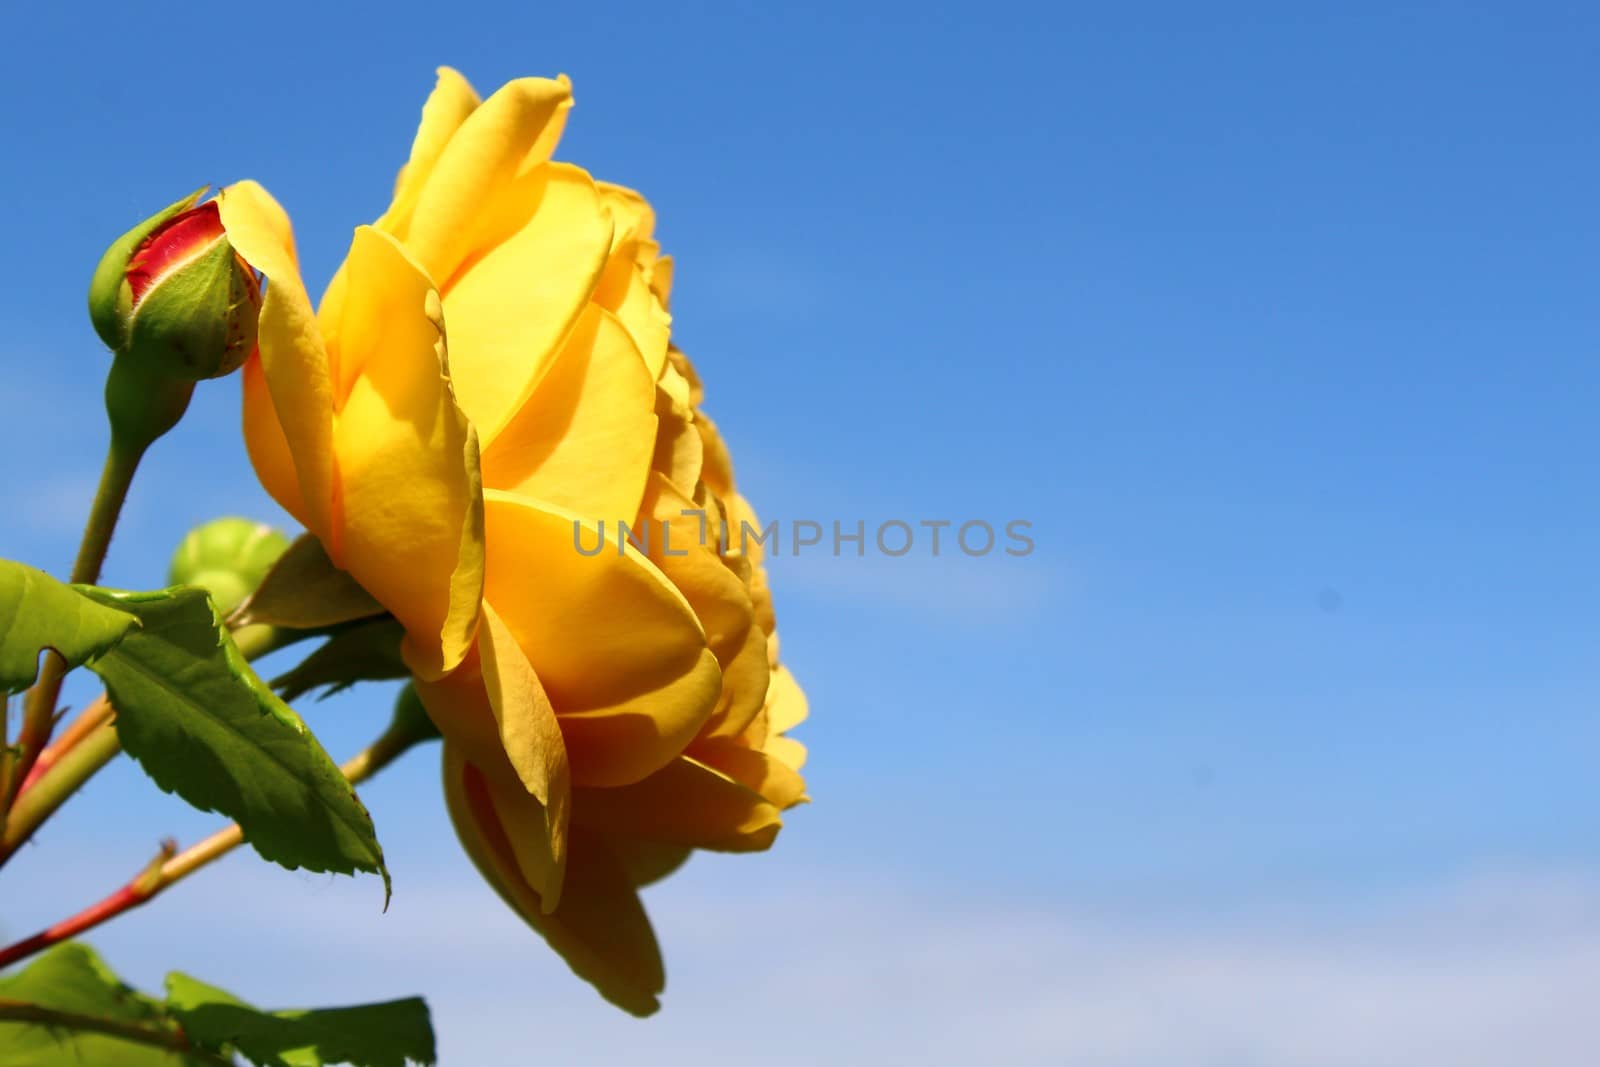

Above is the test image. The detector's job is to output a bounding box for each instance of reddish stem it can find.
[0,886,142,971]
[16,696,113,797]
[0,714,421,973]
[0,841,173,972]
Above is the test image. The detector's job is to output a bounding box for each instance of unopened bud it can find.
[168,517,290,617]
[89,190,261,382]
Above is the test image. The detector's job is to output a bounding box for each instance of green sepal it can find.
[237,534,385,630]
[126,232,259,382]
[271,618,409,702]
[87,187,206,353]
[388,685,441,746]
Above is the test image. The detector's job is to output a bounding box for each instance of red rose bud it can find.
[88,189,262,382]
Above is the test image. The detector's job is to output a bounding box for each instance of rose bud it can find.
[89,190,262,382]
[167,516,290,617]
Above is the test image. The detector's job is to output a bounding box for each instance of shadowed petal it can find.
[219,181,335,542]
[572,755,783,851]
[481,303,656,521]
[480,490,721,786]
[445,750,664,1016]
[330,226,483,678]
[636,474,769,738]
[441,164,614,441]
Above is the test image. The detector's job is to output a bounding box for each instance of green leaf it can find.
[0,559,138,693]
[80,586,390,900]
[166,974,436,1067]
[0,943,207,1066]
[237,534,385,630]
[272,619,409,703]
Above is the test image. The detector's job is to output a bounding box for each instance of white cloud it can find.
[12,857,1600,1066]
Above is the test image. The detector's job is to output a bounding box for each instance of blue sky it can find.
[5,2,1600,1063]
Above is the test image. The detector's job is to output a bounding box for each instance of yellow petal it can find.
[379,67,482,241]
[572,755,783,851]
[706,618,771,739]
[433,723,567,913]
[765,665,809,733]
[765,734,808,773]
[406,76,574,285]
[240,354,307,523]
[218,181,335,542]
[657,359,692,410]
[478,601,570,905]
[636,474,768,738]
[596,181,656,248]
[441,164,614,441]
[650,254,675,307]
[752,664,808,773]
[330,226,483,678]
[696,412,736,500]
[650,371,704,494]
[217,179,299,270]
[315,263,350,367]
[722,493,763,564]
[748,563,777,637]
[593,251,670,380]
[480,490,720,786]
[446,426,487,672]
[445,752,663,1016]
[607,837,691,887]
[741,706,770,752]
[413,649,497,752]
[667,347,703,406]
[480,304,655,522]
[691,738,808,809]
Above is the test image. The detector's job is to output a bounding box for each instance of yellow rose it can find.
[225,68,807,1014]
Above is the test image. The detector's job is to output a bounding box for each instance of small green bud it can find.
[89,191,261,382]
[168,517,290,617]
